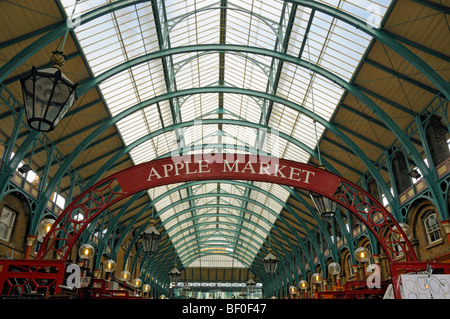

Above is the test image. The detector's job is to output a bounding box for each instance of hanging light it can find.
[20,51,78,132]
[246,275,256,294]
[309,192,338,218]
[263,248,279,274]
[140,219,161,254]
[169,264,181,284]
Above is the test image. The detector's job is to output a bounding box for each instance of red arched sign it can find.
[37,154,418,264]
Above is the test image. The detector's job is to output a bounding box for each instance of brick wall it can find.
[0,193,30,259]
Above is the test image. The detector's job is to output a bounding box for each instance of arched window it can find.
[0,206,17,241]
[423,212,442,244]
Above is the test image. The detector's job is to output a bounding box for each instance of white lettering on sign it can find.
[147,159,316,185]
[66,264,81,289]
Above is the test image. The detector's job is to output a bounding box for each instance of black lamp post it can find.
[246,275,256,294]
[140,219,161,254]
[169,265,181,284]
[263,248,279,274]
[20,51,78,132]
[309,192,338,218]
[168,265,181,299]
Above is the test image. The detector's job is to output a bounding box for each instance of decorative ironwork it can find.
[36,155,418,265]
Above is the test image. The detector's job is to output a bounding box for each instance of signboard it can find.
[114,154,342,198]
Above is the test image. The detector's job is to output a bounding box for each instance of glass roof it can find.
[60,0,392,268]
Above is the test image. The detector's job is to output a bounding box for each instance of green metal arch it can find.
[173,230,264,258]
[18,43,433,230]
[286,0,450,99]
[160,200,296,259]
[159,204,293,255]
[136,218,275,280]
[156,191,327,265]
[76,44,432,193]
[106,179,317,273]
[1,0,447,100]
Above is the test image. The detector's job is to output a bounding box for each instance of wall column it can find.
[440,220,450,246]
[24,235,36,259]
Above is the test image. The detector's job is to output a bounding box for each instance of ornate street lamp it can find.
[246,275,256,294]
[78,243,95,260]
[312,272,322,285]
[328,262,342,288]
[169,265,181,284]
[392,223,412,242]
[143,283,151,293]
[37,218,55,238]
[354,247,371,263]
[140,219,161,254]
[309,192,338,218]
[132,278,142,288]
[289,285,297,298]
[263,248,279,274]
[119,270,131,282]
[354,247,371,281]
[299,280,307,290]
[104,259,116,273]
[20,51,78,132]
[328,262,341,276]
[299,280,308,299]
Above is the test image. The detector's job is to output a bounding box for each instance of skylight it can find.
[59,0,393,268]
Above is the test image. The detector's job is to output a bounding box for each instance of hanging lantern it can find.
[263,248,279,274]
[20,51,78,132]
[169,265,181,284]
[246,275,256,294]
[140,219,161,254]
[309,192,338,218]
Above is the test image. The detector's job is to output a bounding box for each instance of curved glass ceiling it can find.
[60,0,392,268]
